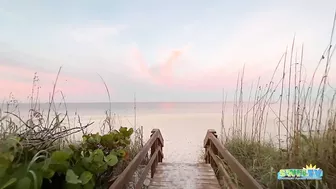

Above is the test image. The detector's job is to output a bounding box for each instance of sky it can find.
[0,0,336,102]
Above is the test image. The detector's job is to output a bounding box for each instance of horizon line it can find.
[16,101,231,104]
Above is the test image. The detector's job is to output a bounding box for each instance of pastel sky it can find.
[1,0,336,102]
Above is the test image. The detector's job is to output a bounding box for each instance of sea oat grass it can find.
[217,11,336,189]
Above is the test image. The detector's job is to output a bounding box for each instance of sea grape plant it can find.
[0,127,134,189]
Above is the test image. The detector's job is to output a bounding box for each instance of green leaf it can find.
[3,153,14,163]
[1,178,17,189]
[15,177,31,189]
[116,149,126,158]
[92,149,104,163]
[85,133,101,145]
[0,153,14,168]
[104,154,118,166]
[124,138,131,145]
[79,171,92,185]
[127,128,134,136]
[0,168,6,178]
[66,169,82,184]
[51,150,72,162]
[83,180,95,189]
[82,158,108,174]
[119,127,127,134]
[82,135,88,142]
[72,163,85,176]
[42,168,55,179]
[49,160,70,173]
[95,163,108,174]
[65,183,81,189]
[9,164,28,180]
[92,133,101,143]
[81,157,92,171]
[119,127,133,137]
[0,159,9,169]
[101,134,116,149]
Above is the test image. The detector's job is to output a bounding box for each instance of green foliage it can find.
[0,127,134,189]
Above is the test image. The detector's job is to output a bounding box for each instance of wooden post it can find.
[211,130,218,157]
[205,146,210,163]
[158,141,163,162]
[150,130,157,178]
[207,130,218,169]
[204,129,217,164]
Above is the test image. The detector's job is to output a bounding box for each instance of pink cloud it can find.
[0,65,108,101]
[129,47,272,90]
[129,42,334,93]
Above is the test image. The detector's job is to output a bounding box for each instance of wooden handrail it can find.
[109,129,164,189]
[204,129,263,189]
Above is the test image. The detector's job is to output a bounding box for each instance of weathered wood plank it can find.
[148,162,221,189]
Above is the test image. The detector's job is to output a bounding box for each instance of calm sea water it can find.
[3,102,225,162]
[9,102,223,116]
[1,102,329,163]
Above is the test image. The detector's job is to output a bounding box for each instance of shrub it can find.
[0,127,134,189]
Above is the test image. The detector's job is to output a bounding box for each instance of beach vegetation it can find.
[0,69,143,189]
[219,13,336,189]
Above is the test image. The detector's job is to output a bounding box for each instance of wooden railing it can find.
[204,129,264,189]
[109,129,164,189]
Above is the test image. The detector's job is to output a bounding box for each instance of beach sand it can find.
[81,111,286,163]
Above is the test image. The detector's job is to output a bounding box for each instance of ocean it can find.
[1,102,324,163]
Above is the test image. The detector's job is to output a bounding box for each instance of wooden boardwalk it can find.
[149,162,221,189]
[109,129,264,189]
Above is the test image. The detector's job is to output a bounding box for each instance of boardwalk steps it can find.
[109,129,264,189]
[149,162,221,189]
